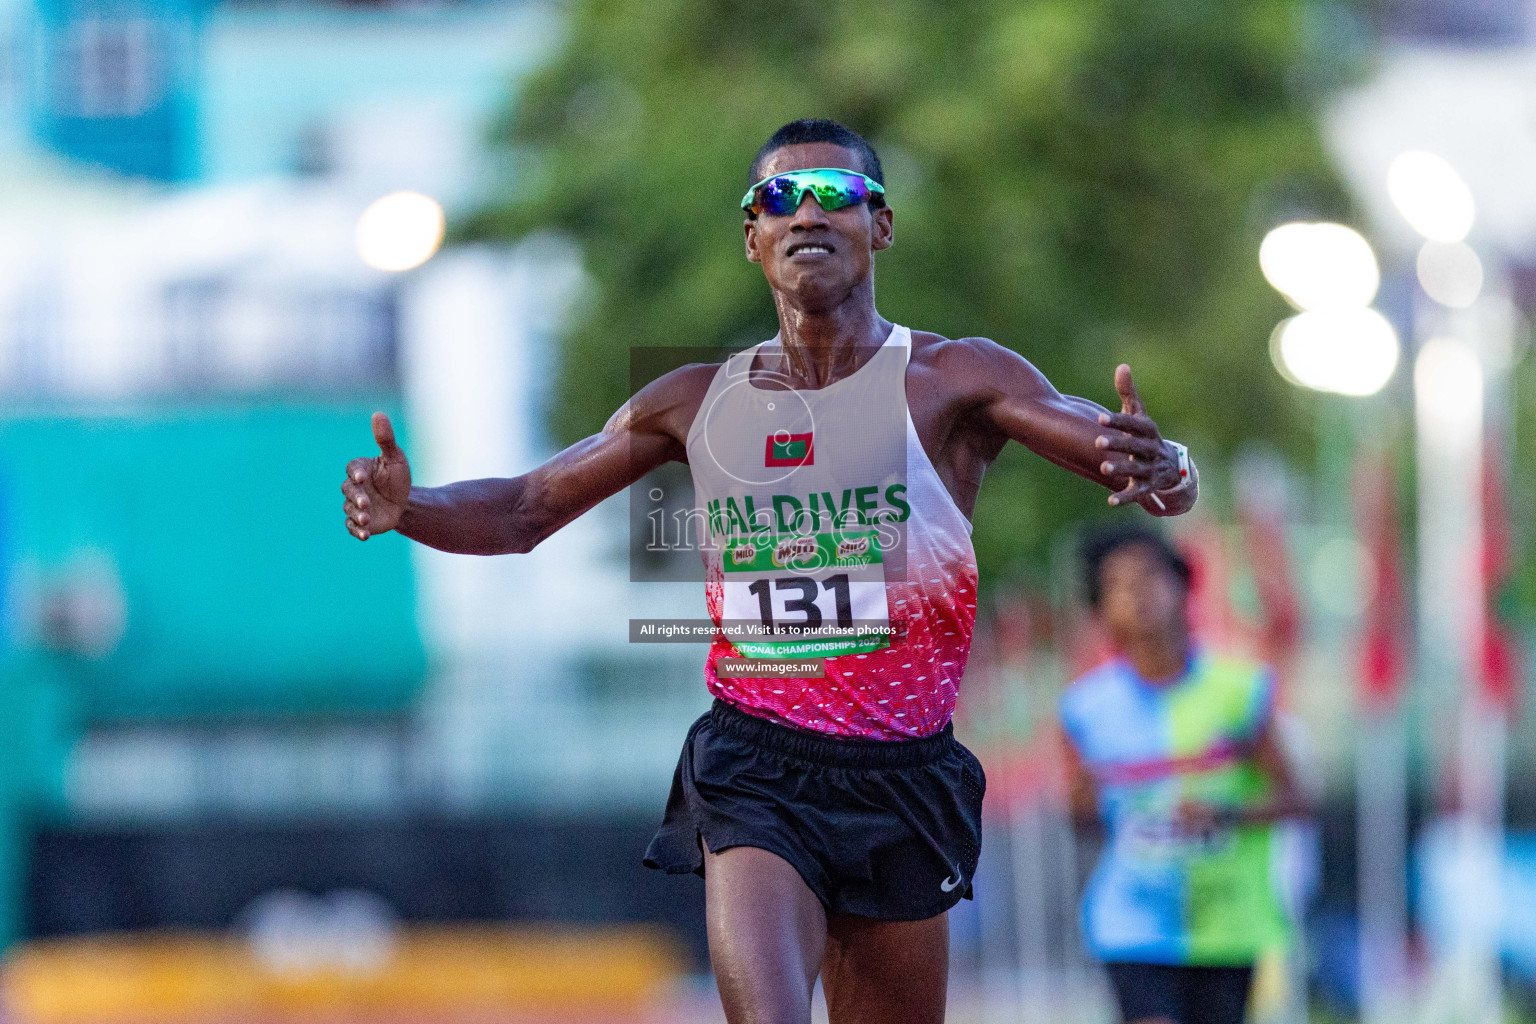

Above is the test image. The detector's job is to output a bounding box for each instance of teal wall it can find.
[31,0,206,181]
[0,402,426,721]
[200,3,558,185]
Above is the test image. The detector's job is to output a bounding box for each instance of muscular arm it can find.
[343,363,716,554]
[397,429,673,555]
[1229,718,1314,826]
[1060,731,1103,831]
[1174,715,1315,834]
[952,339,1197,516]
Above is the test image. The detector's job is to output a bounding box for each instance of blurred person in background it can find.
[343,119,1200,1024]
[1060,526,1310,1024]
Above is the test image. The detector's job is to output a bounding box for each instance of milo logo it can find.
[730,543,757,566]
[773,536,818,567]
[836,536,871,560]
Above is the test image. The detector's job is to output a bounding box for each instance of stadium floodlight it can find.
[1259,222,1380,311]
[356,191,446,272]
[1415,241,1483,309]
[1387,151,1475,243]
[1270,308,1400,397]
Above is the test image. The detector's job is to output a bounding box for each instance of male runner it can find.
[1060,526,1310,1024]
[342,118,1198,1024]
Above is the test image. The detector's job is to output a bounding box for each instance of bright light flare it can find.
[1271,308,1400,396]
[1387,151,1475,243]
[1415,241,1483,308]
[1259,222,1379,310]
[1414,337,1482,440]
[356,191,445,272]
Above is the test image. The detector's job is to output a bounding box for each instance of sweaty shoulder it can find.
[603,361,720,452]
[906,331,1052,405]
[908,331,1017,374]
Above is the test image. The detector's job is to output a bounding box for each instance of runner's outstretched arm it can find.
[1230,719,1314,825]
[1174,717,1315,832]
[959,339,1197,516]
[340,364,715,553]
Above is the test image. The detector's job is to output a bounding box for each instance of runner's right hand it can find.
[1172,798,1228,840]
[341,412,412,540]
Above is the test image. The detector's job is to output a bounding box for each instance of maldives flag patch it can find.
[765,432,814,467]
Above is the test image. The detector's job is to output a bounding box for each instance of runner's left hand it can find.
[1093,365,1183,508]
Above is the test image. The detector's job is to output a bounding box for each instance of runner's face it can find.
[744,143,894,311]
[1098,545,1188,650]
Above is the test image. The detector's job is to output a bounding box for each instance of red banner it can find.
[1354,454,1407,711]
[1479,430,1519,712]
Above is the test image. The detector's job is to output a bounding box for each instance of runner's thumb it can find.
[1114,364,1142,414]
[372,412,402,460]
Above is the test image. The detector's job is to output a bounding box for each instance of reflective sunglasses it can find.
[741,168,886,217]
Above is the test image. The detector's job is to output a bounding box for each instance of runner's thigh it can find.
[821,911,949,1024]
[705,842,828,1024]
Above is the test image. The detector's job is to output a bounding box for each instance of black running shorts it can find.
[644,699,986,920]
[1103,962,1255,1024]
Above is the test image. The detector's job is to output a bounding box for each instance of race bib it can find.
[1120,813,1235,863]
[719,530,892,658]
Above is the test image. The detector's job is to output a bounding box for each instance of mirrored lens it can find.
[758,178,802,215]
[808,175,866,211]
[748,171,876,216]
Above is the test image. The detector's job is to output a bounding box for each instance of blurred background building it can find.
[0,0,711,1017]
[1,0,1536,1021]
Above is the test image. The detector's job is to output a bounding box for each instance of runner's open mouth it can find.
[787,242,835,256]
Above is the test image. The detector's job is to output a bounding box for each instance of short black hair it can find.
[748,118,884,188]
[1079,524,1192,609]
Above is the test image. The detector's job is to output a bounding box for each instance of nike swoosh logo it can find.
[940,870,963,893]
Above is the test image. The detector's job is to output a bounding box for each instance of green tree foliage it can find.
[467,0,1355,583]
